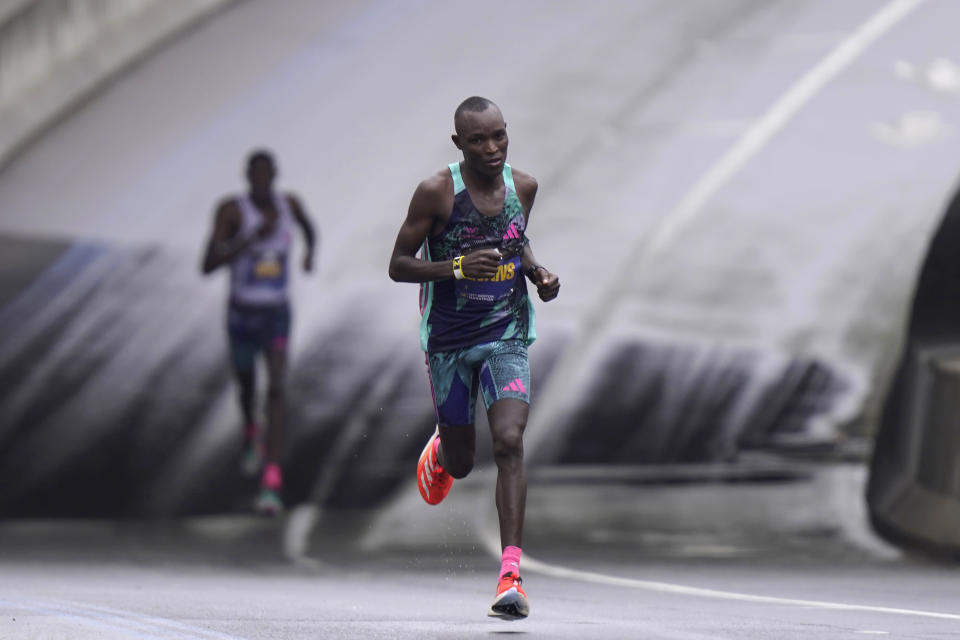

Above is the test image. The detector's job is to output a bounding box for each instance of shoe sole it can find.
[487,589,529,620]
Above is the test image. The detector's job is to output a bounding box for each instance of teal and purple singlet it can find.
[419,162,537,426]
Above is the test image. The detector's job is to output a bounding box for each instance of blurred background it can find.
[1,0,959,559]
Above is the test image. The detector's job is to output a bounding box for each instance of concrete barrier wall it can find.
[0,0,237,168]
[868,180,960,557]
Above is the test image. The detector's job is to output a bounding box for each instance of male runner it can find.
[388,97,560,620]
[201,149,316,516]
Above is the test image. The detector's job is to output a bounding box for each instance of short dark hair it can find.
[246,148,275,172]
[454,96,499,132]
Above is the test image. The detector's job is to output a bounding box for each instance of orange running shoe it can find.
[488,571,529,620]
[416,428,453,505]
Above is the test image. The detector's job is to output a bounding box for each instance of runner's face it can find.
[247,159,275,198]
[454,107,508,178]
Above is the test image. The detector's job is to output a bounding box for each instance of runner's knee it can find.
[492,424,524,463]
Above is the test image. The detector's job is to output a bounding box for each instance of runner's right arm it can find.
[201,201,253,274]
[389,175,500,283]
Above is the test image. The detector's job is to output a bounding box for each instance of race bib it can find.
[252,251,283,280]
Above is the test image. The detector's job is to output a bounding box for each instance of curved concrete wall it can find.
[868,177,960,557]
[2,1,960,524]
[0,0,237,168]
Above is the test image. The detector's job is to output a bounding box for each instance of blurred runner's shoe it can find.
[416,427,453,505]
[488,571,529,620]
[255,463,283,516]
[254,487,282,516]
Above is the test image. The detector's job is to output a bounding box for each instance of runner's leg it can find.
[437,424,476,479]
[254,305,289,515]
[479,340,531,620]
[486,398,530,621]
[264,345,287,466]
[263,303,290,467]
[477,340,531,548]
[228,310,257,428]
[428,348,480,478]
[228,308,258,445]
[487,398,528,549]
[417,349,479,504]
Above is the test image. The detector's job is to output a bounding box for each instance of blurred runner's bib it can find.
[252,251,283,280]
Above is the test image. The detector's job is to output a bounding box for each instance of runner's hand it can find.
[462,249,501,279]
[530,267,560,301]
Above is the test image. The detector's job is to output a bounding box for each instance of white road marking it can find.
[477,517,960,622]
[474,468,960,622]
[623,0,926,265]
[517,553,960,621]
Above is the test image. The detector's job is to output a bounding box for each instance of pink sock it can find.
[262,463,283,490]
[501,545,522,577]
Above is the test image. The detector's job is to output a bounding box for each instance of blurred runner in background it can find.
[201,149,317,516]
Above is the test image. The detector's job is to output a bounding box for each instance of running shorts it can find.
[227,300,290,372]
[426,339,530,426]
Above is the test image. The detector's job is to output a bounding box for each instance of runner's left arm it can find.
[288,194,317,273]
[522,244,560,301]
[512,169,559,302]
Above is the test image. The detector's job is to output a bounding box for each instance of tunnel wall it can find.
[868,175,960,557]
[2,0,958,522]
[0,234,451,517]
[0,232,865,517]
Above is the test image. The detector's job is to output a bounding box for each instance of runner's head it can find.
[452,97,508,178]
[245,149,276,199]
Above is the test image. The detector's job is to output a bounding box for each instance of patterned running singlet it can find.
[419,162,537,352]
